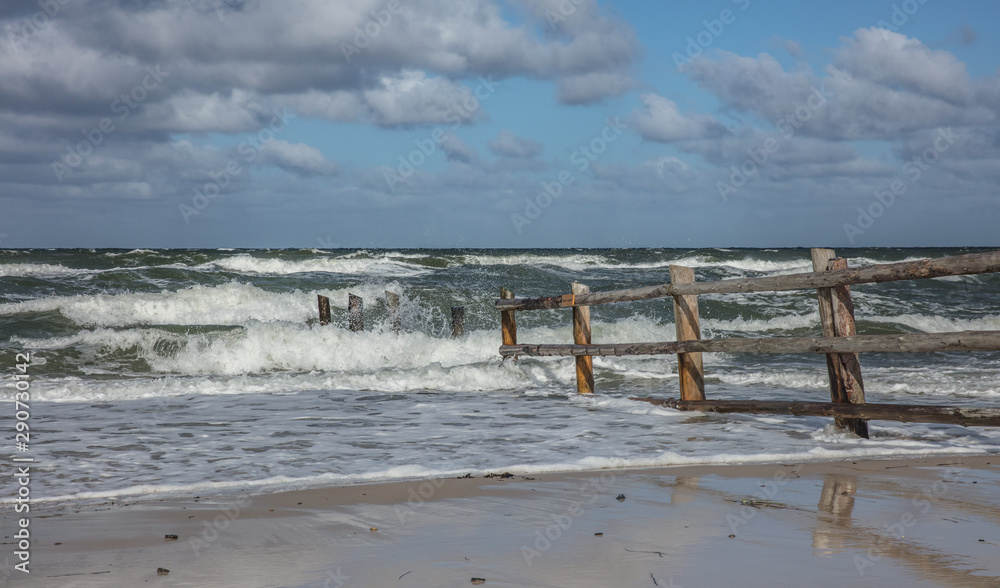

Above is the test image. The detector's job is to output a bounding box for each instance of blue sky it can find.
[1,0,998,248]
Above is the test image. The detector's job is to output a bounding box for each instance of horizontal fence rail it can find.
[631,398,1000,427]
[500,330,1000,358]
[495,251,1000,311]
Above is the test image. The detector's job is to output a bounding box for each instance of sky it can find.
[1,0,998,248]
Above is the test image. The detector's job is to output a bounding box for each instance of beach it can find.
[13,456,999,587]
[4,0,1000,581]
[3,248,1000,586]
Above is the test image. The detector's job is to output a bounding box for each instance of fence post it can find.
[385,291,401,333]
[572,282,594,394]
[812,248,844,403]
[811,249,868,438]
[500,288,516,346]
[830,257,868,437]
[670,265,705,400]
[451,306,465,338]
[317,295,331,326]
[348,293,364,332]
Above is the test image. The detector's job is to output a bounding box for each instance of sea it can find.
[2,247,999,506]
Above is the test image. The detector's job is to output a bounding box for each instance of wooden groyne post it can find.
[572,282,594,394]
[451,306,465,338]
[348,293,364,332]
[500,288,516,346]
[317,295,331,326]
[670,265,705,401]
[386,291,401,333]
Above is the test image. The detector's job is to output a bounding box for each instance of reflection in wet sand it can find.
[813,476,857,551]
[671,476,700,504]
[806,469,998,586]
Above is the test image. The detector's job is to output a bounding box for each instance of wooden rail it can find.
[631,398,1000,427]
[500,331,1000,357]
[495,251,1000,311]
[496,248,1000,437]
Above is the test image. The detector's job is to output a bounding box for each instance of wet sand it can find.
[8,455,1000,587]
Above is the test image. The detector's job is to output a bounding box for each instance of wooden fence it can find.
[496,249,1000,437]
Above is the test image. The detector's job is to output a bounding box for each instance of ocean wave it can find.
[197,254,431,276]
[459,252,819,275]
[22,439,991,505]
[703,313,820,333]
[0,263,82,277]
[0,282,313,325]
[104,249,158,257]
[868,313,1000,333]
[0,281,420,326]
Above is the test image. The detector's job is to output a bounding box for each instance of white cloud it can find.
[488,130,542,158]
[439,133,477,163]
[834,28,972,105]
[631,94,726,142]
[684,29,995,141]
[260,140,339,175]
[556,71,634,105]
[362,71,482,127]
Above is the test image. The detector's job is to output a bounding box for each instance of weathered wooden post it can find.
[670,265,705,401]
[571,282,594,394]
[385,291,401,333]
[451,306,465,338]
[812,248,846,404]
[500,288,516,346]
[811,248,868,438]
[317,295,331,326]
[829,257,868,436]
[348,293,363,332]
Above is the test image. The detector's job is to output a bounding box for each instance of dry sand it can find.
[6,455,1000,587]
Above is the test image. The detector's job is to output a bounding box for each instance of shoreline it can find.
[10,455,999,587]
[21,446,1000,510]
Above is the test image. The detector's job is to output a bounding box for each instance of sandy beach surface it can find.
[7,455,1000,588]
